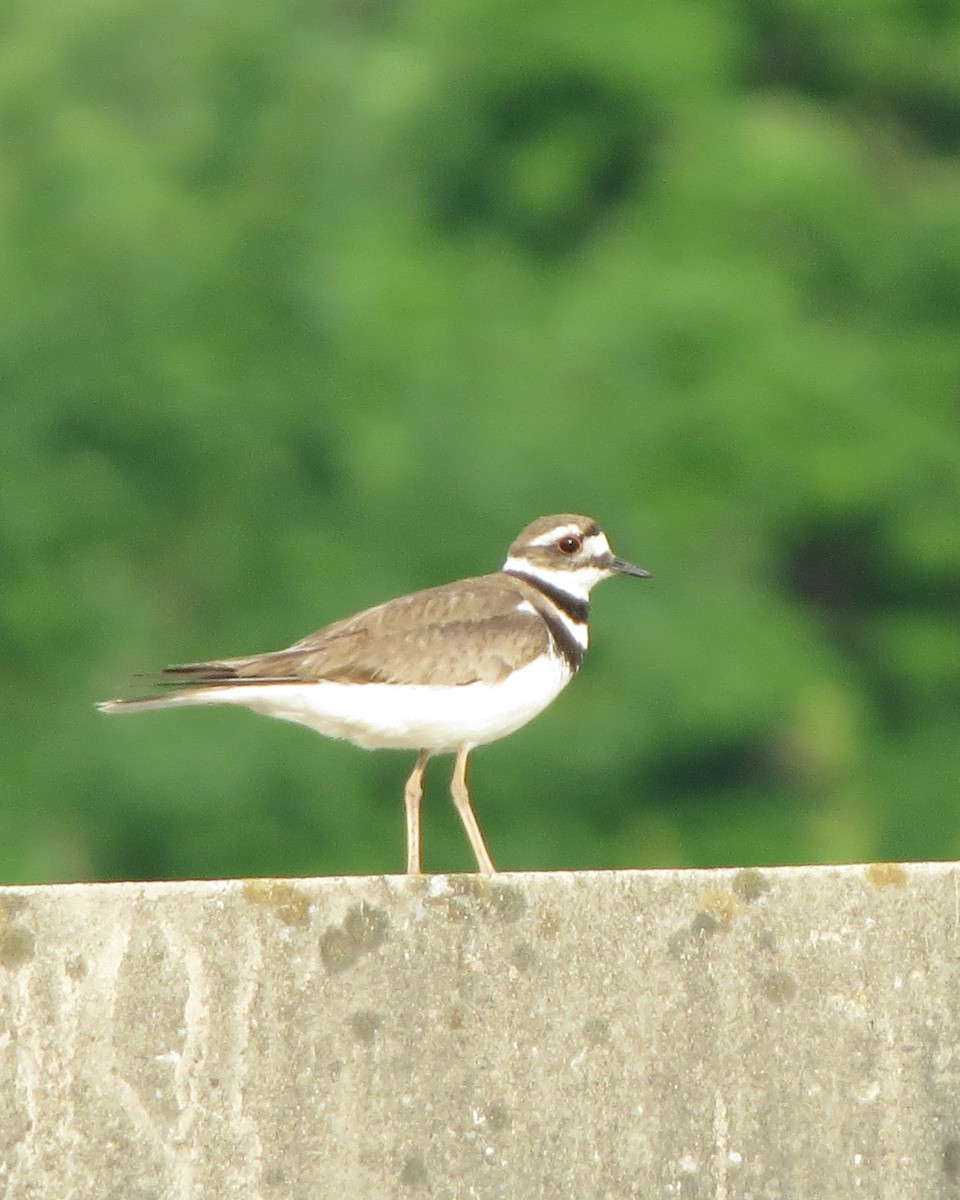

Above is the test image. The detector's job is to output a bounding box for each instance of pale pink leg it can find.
[404,750,430,874]
[449,746,496,875]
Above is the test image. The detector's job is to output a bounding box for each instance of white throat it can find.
[501,557,604,602]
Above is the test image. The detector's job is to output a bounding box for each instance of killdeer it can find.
[97,514,649,874]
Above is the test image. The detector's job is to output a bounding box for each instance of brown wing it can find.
[159,574,551,689]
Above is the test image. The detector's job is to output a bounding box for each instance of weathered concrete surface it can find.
[1,864,959,1199]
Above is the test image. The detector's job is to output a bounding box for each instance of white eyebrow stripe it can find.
[529,525,583,547]
[583,532,611,557]
[515,600,539,616]
[527,528,612,558]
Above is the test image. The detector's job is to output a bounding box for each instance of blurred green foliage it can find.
[2,0,960,881]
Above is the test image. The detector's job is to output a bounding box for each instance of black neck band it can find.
[505,571,590,624]
[504,571,588,672]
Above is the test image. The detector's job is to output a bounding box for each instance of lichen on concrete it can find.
[0,864,958,1198]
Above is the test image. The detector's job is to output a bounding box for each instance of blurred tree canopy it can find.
[2,0,959,881]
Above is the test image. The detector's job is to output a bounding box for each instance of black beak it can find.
[608,555,651,579]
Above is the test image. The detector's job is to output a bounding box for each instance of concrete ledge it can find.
[1,864,958,1197]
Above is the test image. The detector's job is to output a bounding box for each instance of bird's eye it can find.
[557,535,582,555]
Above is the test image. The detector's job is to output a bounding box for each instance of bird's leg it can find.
[404,749,430,874]
[449,746,496,876]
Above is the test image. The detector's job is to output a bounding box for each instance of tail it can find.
[96,650,309,716]
[96,691,211,716]
[96,659,247,716]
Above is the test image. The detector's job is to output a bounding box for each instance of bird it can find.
[97,514,650,874]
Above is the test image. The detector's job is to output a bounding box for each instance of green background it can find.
[3,0,960,882]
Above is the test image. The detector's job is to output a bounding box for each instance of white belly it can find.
[181,653,573,753]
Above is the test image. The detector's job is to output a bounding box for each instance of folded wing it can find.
[152,574,551,691]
